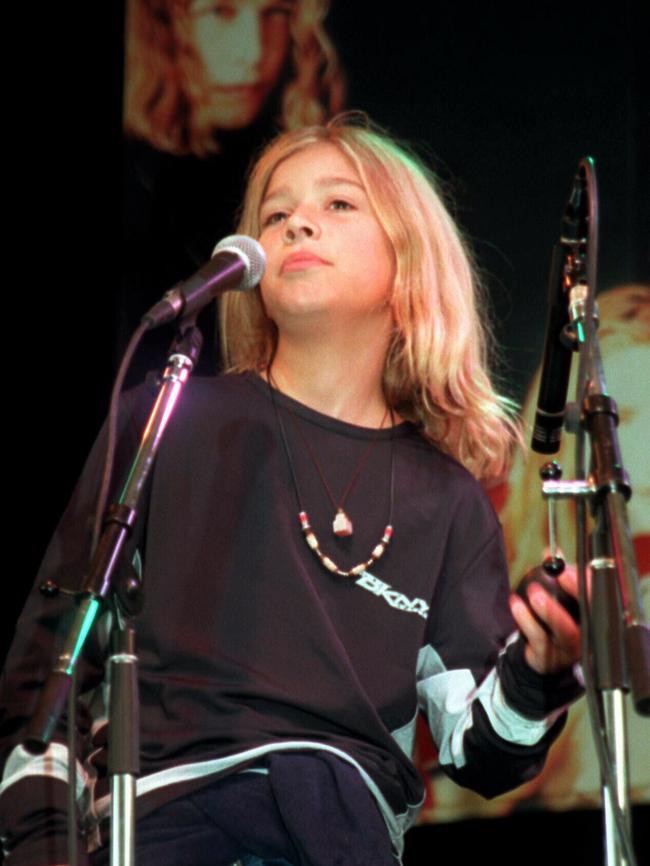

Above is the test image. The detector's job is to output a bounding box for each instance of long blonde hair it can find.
[124,0,345,156]
[221,116,522,480]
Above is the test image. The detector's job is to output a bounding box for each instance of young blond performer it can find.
[0,118,582,865]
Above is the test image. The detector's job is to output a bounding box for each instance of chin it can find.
[264,282,333,317]
[204,94,266,131]
[273,302,332,324]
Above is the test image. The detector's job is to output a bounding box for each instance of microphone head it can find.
[212,234,266,290]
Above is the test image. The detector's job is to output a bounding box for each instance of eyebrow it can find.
[262,176,365,206]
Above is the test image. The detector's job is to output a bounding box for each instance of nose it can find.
[231,7,263,68]
[283,209,320,244]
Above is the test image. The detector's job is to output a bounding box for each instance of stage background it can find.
[4,1,648,863]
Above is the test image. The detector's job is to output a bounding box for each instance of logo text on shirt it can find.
[355,572,429,619]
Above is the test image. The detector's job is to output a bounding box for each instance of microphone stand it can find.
[530,157,648,865]
[24,321,203,866]
[541,313,649,866]
[593,336,645,854]
[542,320,650,866]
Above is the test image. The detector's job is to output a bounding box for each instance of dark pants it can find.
[90,752,397,866]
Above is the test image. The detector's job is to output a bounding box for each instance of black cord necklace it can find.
[267,370,395,578]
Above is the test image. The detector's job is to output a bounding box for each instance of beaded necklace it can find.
[267,372,395,578]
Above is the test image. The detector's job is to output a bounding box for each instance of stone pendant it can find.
[333,508,354,537]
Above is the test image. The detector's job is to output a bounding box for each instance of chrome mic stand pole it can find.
[106,332,201,866]
[24,327,202,866]
[109,624,139,866]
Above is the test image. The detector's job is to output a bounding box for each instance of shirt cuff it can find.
[498,635,584,720]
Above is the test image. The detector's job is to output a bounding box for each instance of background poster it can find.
[6,1,648,862]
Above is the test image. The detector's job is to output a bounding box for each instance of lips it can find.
[206,84,262,102]
[211,84,258,93]
[280,252,331,274]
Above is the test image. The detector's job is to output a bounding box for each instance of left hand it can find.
[509,565,582,674]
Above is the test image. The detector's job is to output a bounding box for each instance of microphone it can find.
[531,164,589,453]
[143,234,266,329]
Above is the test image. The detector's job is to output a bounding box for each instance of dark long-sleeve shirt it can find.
[0,373,582,863]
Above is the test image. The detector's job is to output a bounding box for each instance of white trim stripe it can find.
[476,668,564,744]
[390,712,418,759]
[92,741,419,858]
[0,743,87,801]
[416,666,476,768]
[415,641,565,771]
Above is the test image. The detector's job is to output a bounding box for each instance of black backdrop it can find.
[5,1,648,862]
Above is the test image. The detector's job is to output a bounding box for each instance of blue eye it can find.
[262,211,287,227]
[329,200,354,211]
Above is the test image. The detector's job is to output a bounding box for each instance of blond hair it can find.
[220,116,522,480]
[124,0,345,156]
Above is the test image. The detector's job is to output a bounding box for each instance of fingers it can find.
[509,584,581,675]
[509,593,541,640]
[509,592,553,674]
[558,563,578,597]
[529,583,578,639]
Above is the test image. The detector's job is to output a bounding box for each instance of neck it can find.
[266,320,392,427]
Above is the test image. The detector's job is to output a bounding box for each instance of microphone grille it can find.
[212,234,266,290]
